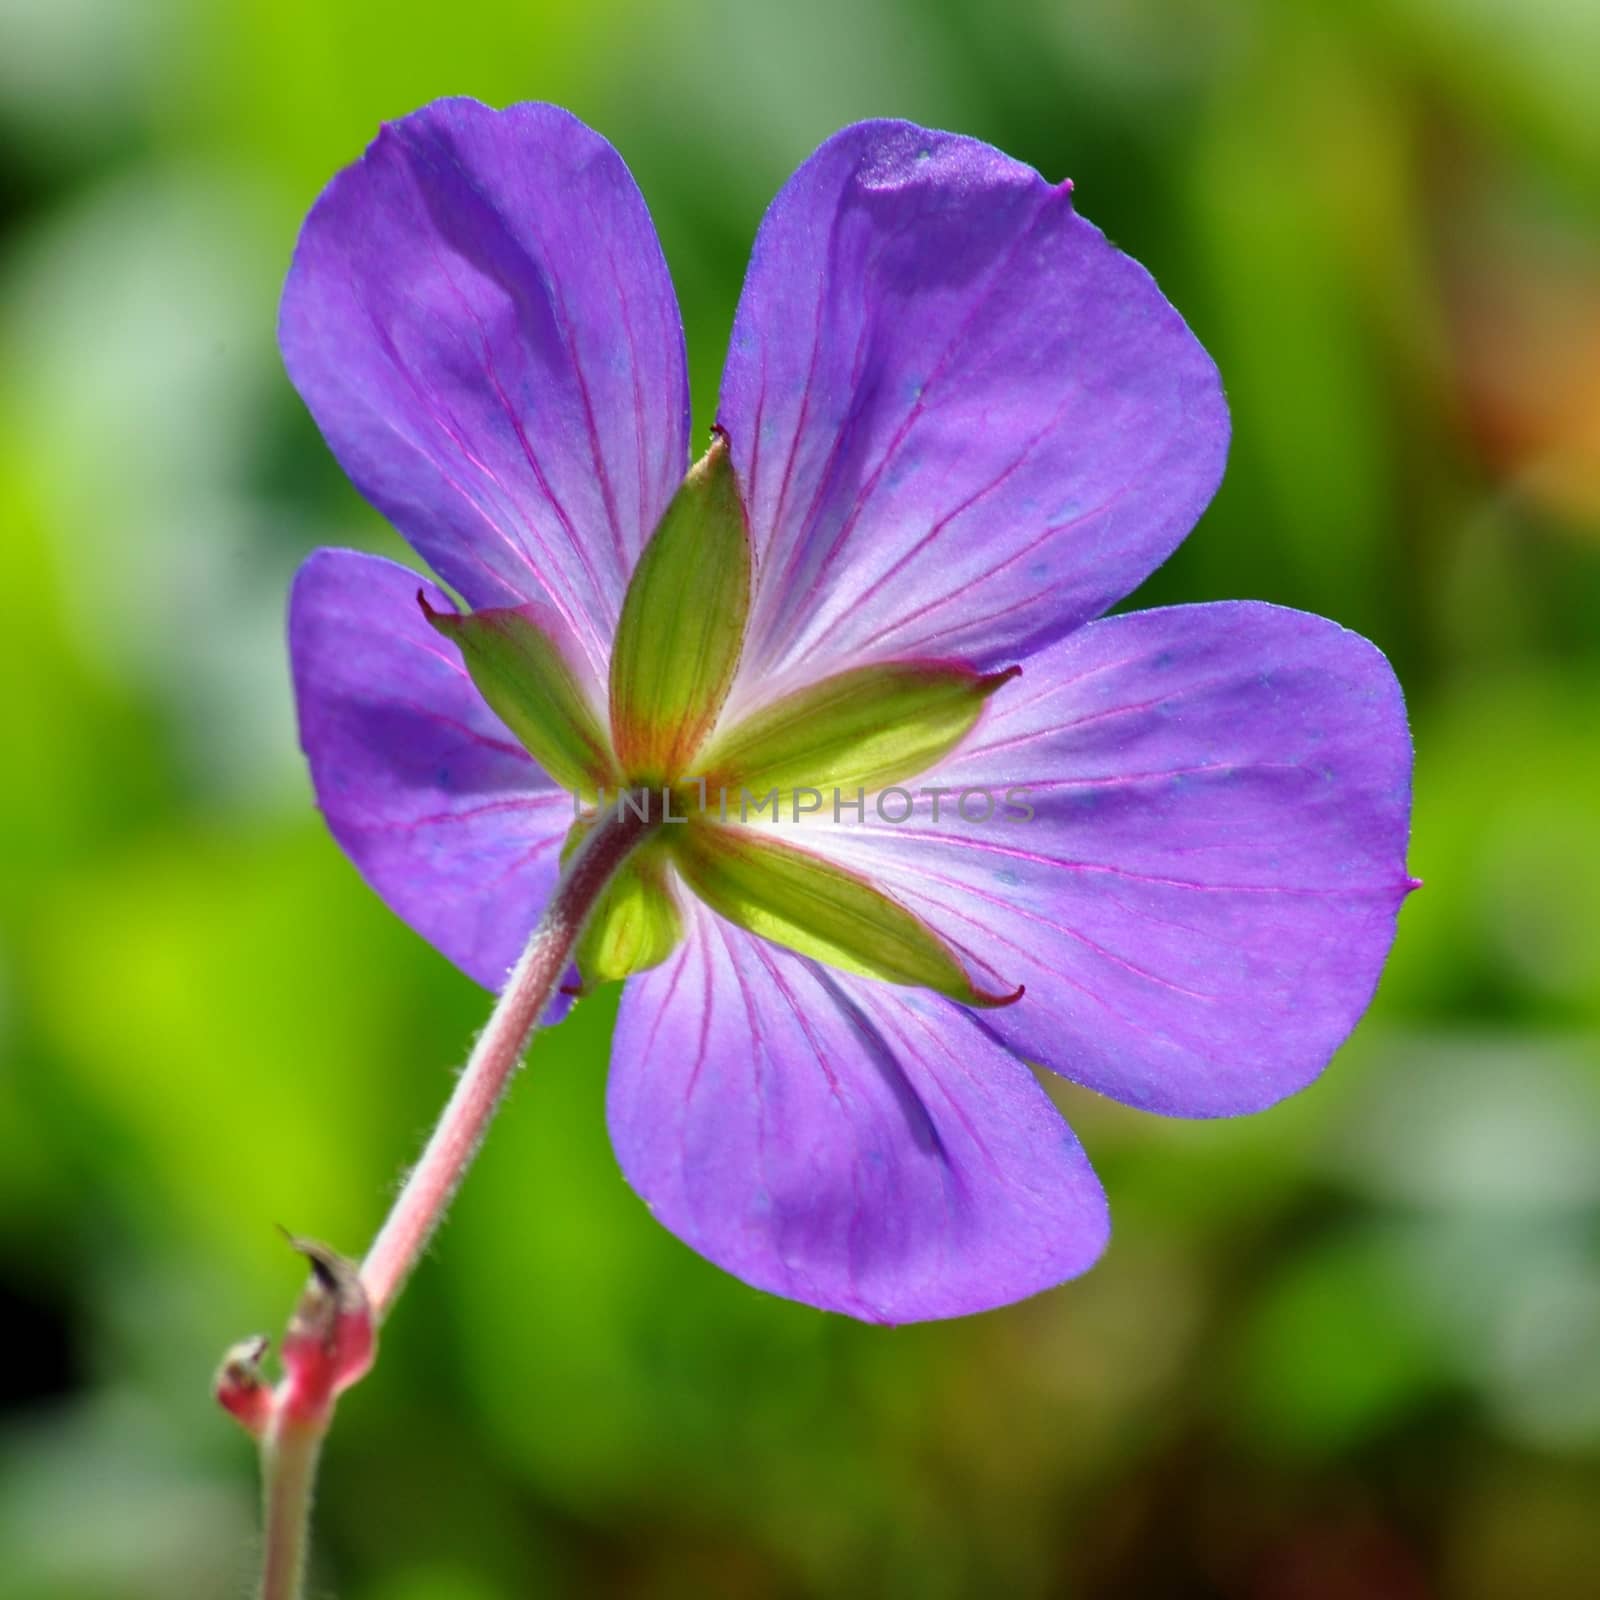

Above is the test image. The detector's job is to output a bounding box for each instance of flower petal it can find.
[794,603,1416,1116]
[280,98,690,680]
[716,120,1228,687]
[608,902,1109,1321]
[289,548,576,991]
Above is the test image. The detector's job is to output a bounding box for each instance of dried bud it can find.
[214,1334,273,1437]
[277,1235,376,1426]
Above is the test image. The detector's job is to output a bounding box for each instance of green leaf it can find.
[697,661,1019,795]
[609,434,751,783]
[424,598,616,798]
[671,822,1020,1007]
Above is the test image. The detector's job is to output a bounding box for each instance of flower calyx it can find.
[435,434,1025,1007]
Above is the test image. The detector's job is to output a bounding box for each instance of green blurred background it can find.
[3,0,1598,1594]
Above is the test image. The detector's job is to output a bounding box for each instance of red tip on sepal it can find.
[277,1234,376,1426]
[416,589,454,630]
[215,1334,274,1437]
[970,981,1026,1009]
[977,664,1023,697]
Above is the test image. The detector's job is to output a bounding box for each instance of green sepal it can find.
[609,433,751,783]
[563,820,683,988]
[423,597,616,799]
[697,661,1019,795]
[671,822,1022,1007]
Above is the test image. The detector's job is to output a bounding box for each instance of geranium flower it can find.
[284,99,1414,1322]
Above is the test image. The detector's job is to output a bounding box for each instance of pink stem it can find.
[245,800,651,1600]
[361,801,651,1319]
[259,1419,321,1600]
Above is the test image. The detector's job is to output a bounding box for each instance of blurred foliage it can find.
[2,0,1598,1595]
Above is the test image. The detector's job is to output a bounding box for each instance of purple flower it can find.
[284,100,1415,1322]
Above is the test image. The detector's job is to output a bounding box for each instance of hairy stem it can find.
[247,801,652,1599]
[361,801,651,1316]
[259,1420,321,1600]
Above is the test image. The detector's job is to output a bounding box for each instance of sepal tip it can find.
[968,980,1026,1009]
[979,664,1023,696]
[214,1334,273,1437]
[278,1234,376,1425]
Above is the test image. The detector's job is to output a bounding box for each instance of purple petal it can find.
[280,98,690,680]
[716,120,1228,686]
[608,902,1109,1321]
[289,548,577,991]
[797,603,1416,1115]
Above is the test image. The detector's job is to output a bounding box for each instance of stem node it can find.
[219,802,654,1599]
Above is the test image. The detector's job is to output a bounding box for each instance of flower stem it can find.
[239,800,653,1599]
[361,800,651,1317]
[259,1419,321,1600]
